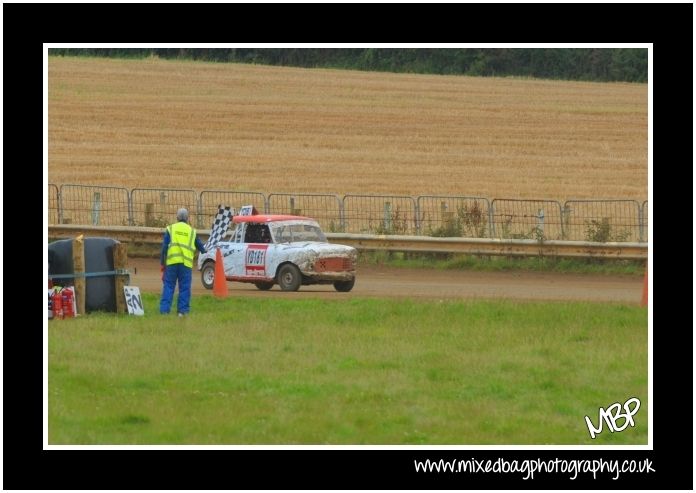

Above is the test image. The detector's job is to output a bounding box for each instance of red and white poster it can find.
[245,244,268,277]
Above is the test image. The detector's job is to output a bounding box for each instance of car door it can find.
[222,223,247,278]
[243,223,272,280]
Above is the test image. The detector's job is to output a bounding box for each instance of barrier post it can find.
[641,265,648,307]
[113,242,128,314]
[72,235,86,315]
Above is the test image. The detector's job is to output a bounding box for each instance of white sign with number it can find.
[124,286,145,316]
[239,205,257,216]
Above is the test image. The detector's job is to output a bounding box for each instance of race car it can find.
[198,213,357,292]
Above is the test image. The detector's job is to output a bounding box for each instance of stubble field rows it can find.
[48,57,647,200]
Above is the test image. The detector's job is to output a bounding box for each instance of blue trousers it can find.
[160,263,192,314]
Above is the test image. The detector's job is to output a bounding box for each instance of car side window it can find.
[244,223,272,243]
[244,224,257,243]
[258,225,272,243]
[231,224,244,243]
[273,225,291,243]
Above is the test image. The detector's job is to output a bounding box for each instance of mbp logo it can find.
[584,397,640,439]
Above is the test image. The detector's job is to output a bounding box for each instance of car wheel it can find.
[333,278,355,292]
[277,264,301,292]
[201,261,215,290]
[254,282,273,291]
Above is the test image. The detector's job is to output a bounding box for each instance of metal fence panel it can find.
[563,200,642,242]
[417,196,491,237]
[130,188,197,228]
[491,199,563,240]
[641,200,648,242]
[198,191,267,229]
[48,182,650,242]
[268,193,343,232]
[58,185,130,226]
[48,184,60,224]
[343,195,417,234]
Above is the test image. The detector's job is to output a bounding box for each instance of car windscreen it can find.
[271,223,327,243]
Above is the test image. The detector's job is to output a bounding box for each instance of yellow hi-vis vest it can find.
[166,222,196,268]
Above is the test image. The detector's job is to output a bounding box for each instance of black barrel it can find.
[48,238,120,313]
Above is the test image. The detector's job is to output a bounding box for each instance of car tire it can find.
[201,261,215,290]
[254,282,273,291]
[333,279,355,292]
[277,264,301,292]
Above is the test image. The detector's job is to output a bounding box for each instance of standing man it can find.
[160,208,207,316]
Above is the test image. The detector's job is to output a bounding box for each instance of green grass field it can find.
[49,294,648,445]
[361,251,645,275]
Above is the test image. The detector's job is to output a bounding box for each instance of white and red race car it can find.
[198,213,357,292]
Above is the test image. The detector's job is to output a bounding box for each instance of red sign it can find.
[245,244,269,277]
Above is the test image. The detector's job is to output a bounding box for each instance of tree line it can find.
[49,48,647,83]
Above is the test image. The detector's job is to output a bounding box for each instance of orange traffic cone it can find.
[640,267,648,307]
[213,247,228,298]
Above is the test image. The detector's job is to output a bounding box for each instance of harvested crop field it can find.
[48,56,647,200]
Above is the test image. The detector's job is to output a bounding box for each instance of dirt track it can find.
[129,258,642,304]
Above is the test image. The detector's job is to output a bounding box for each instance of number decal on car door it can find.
[245,244,269,277]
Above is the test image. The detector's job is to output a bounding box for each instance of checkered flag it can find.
[204,205,234,251]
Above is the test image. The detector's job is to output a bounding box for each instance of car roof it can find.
[233,214,313,224]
